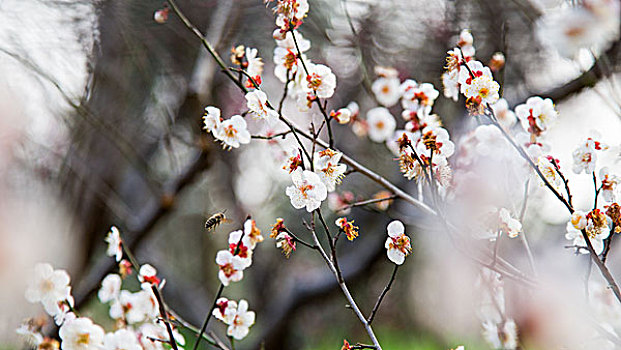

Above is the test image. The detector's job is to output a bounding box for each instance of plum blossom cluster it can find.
[18,226,186,350]
[203,106,251,149]
[212,298,256,340]
[216,218,264,286]
[284,148,347,212]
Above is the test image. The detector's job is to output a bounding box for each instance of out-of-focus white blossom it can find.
[600,167,618,202]
[482,319,518,350]
[98,273,121,303]
[490,98,516,129]
[59,317,105,350]
[401,82,439,113]
[372,76,401,107]
[366,107,396,143]
[245,47,264,77]
[25,263,71,316]
[104,329,141,350]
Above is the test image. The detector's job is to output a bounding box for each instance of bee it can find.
[205,211,229,231]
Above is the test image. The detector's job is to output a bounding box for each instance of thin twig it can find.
[152,286,180,350]
[367,264,398,324]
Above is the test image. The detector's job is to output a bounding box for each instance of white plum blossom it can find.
[105,226,123,262]
[463,75,500,105]
[536,157,564,191]
[600,167,618,202]
[245,47,264,77]
[499,208,522,238]
[98,274,121,303]
[285,169,328,212]
[401,82,439,113]
[458,61,493,94]
[366,107,396,143]
[213,297,238,324]
[441,70,460,101]
[138,264,159,285]
[216,250,246,286]
[25,263,71,314]
[59,317,105,350]
[275,30,310,51]
[566,221,609,255]
[213,115,251,149]
[514,96,558,137]
[274,0,309,29]
[331,108,352,124]
[372,76,401,107]
[305,63,337,99]
[226,299,256,340]
[313,149,347,192]
[104,329,141,350]
[415,126,455,160]
[47,296,75,326]
[572,138,599,174]
[482,319,518,350]
[243,218,264,249]
[228,230,253,269]
[246,90,279,126]
[385,220,412,265]
[109,289,157,324]
[571,211,588,230]
[202,106,221,133]
[274,47,303,82]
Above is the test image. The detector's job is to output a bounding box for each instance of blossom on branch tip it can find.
[275,232,296,258]
[244,218,264,248]
[213,115,251,149]
[270,218,286,238]
[228,230,253,268]
[335,217,359,241]
[285,169,328,212]
[138,264,160,286]
[385,220,412,265]
[203,106,221,134]
[105,226,123,262]
[305,63,336,99]
[246,90,279,126]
